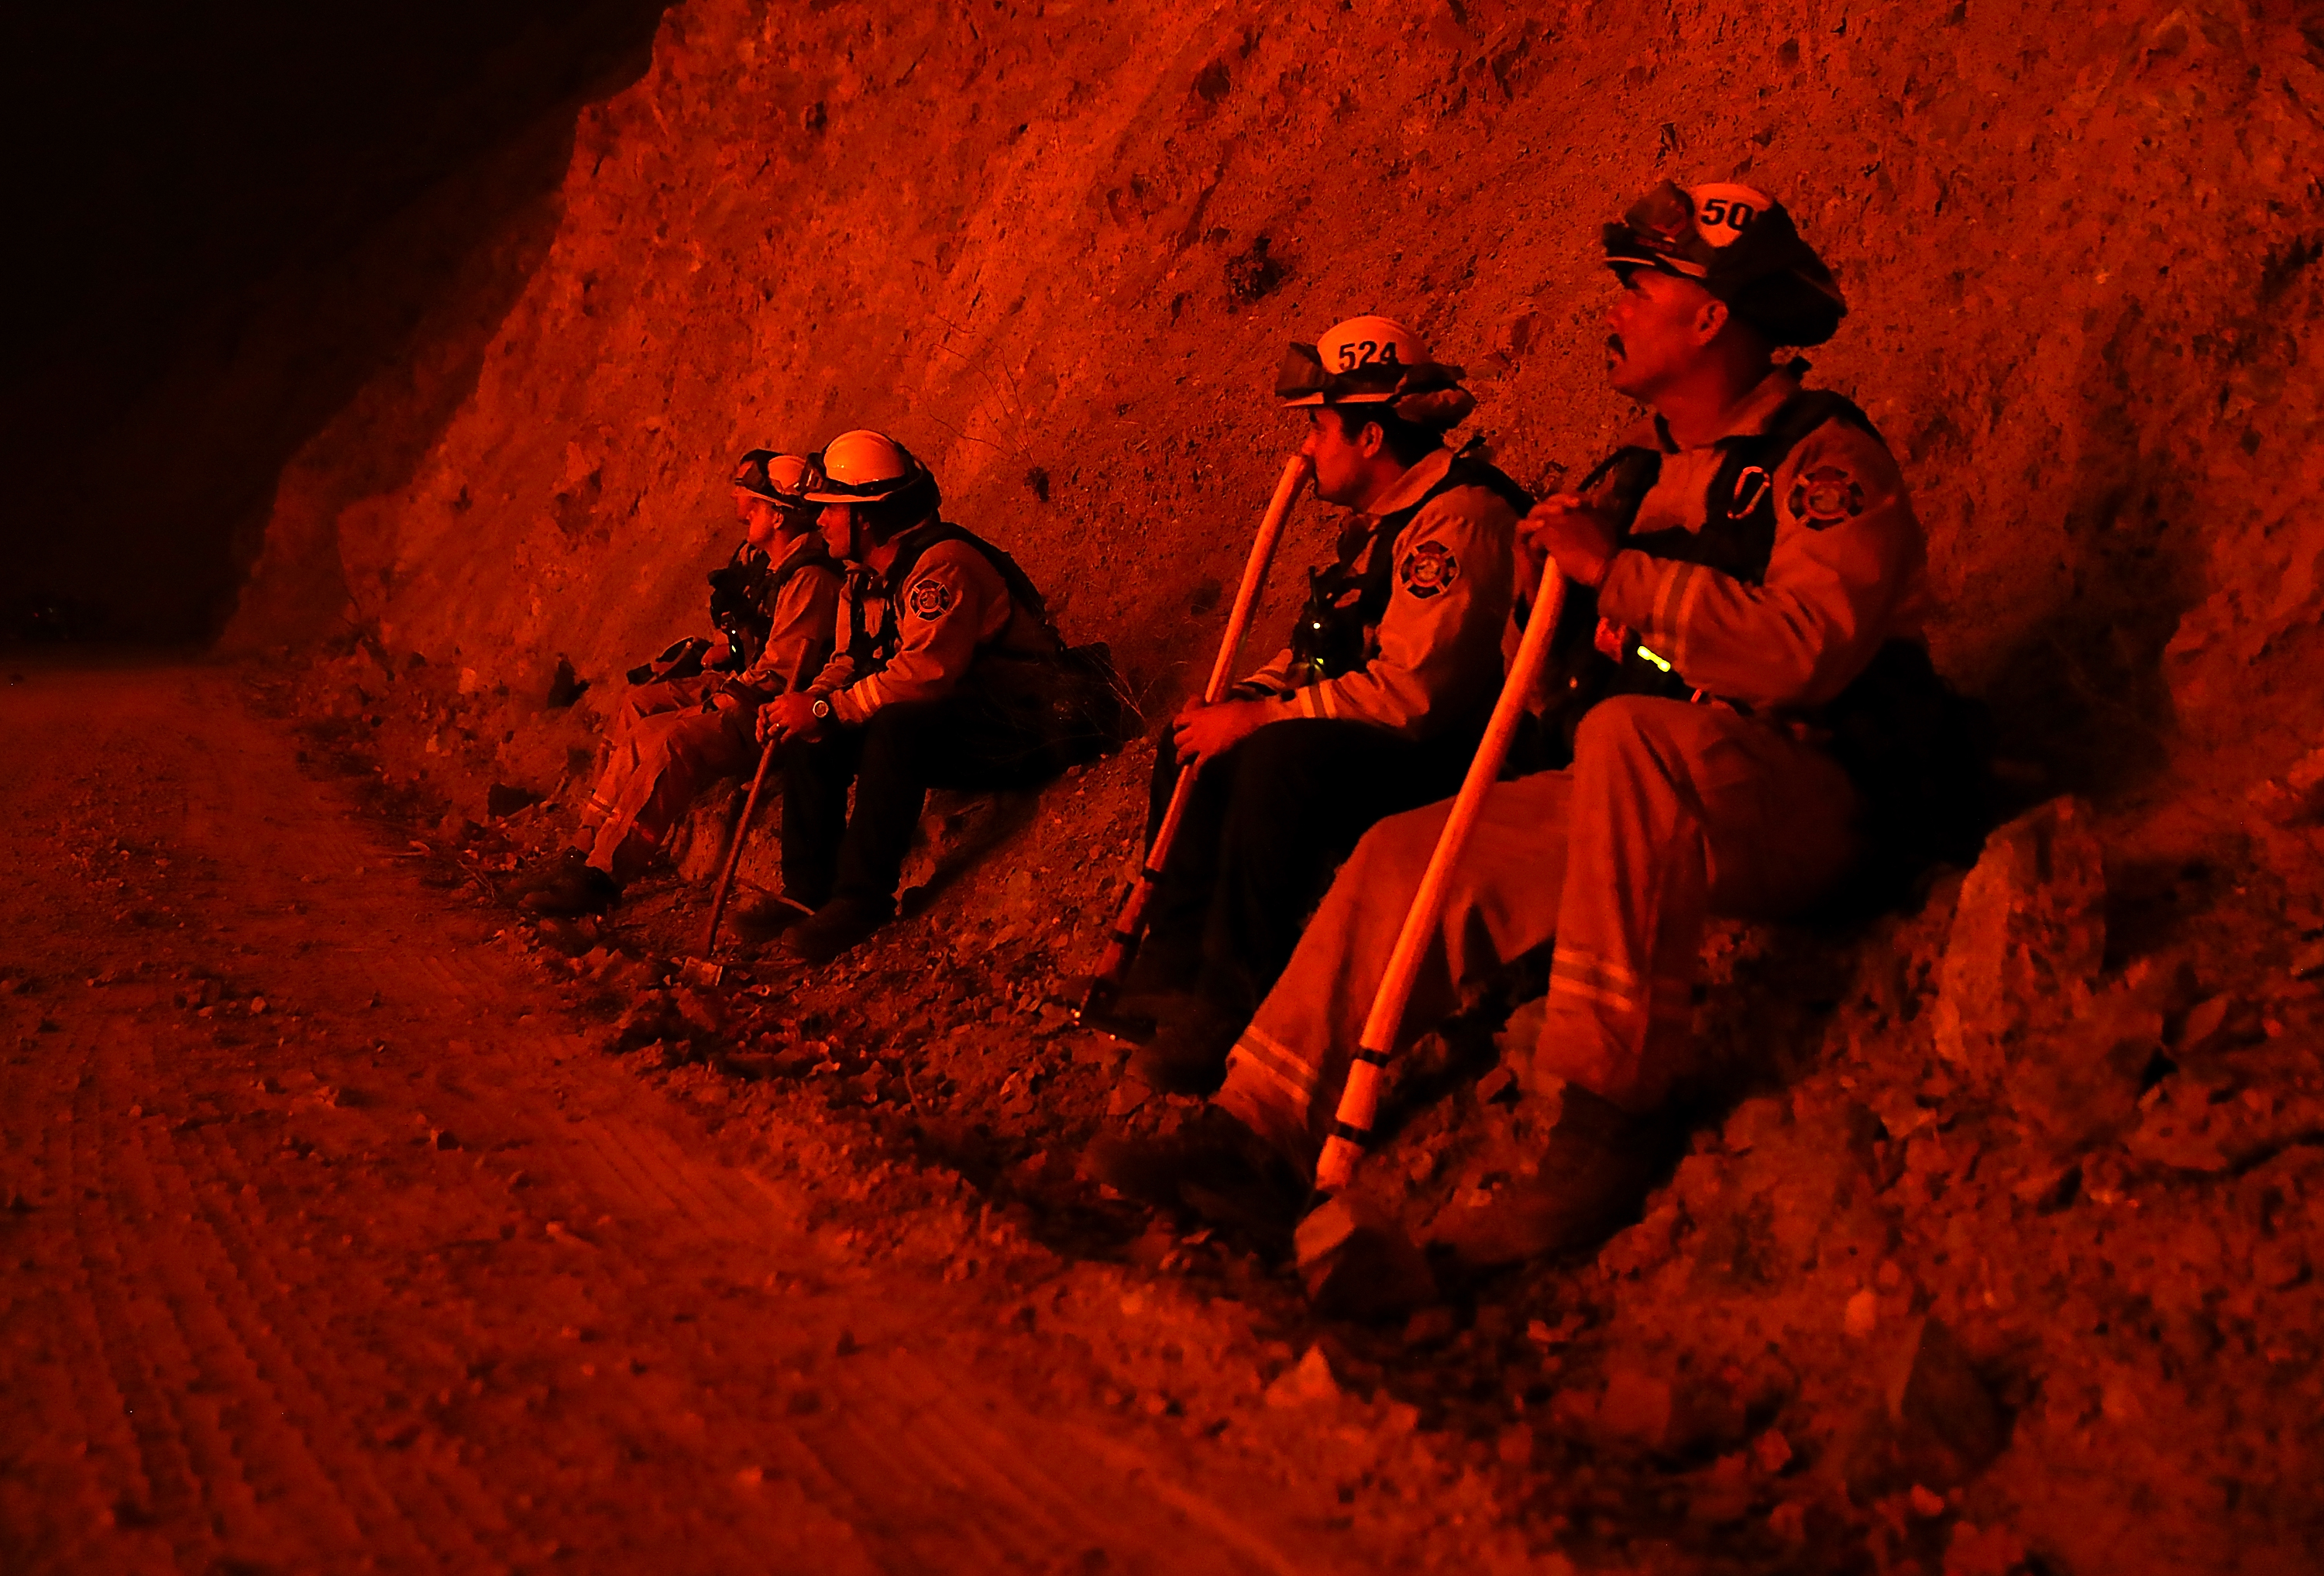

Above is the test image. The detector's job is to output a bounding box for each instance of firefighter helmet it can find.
[733,449,815,504]
[1602,181,1847,346]
[1274,315,1475,429]
[802,429,927,504]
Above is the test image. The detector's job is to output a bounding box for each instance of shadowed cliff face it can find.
[0,0,671,645]
[223,0,2324,801]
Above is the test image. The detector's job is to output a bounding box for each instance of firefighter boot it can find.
[782,896,893,965]
[1084,1105,1306,1235]
[1123,999,1246,1096]
[520,860,621,917]
[1426,1084,1679,1270]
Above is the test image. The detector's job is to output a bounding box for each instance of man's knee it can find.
[1236,717,1334,773]
[631,714,710,772]
[1225,718,1363,815]
[1572,695,1705,776]
[1341,796,1453,886]
[780,731,847,784]
[857,701,944,773]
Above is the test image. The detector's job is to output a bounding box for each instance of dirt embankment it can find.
[179,0,2324,1571]
[229,0,2324,794]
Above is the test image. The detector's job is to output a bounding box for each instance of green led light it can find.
[1636,644,1673,673]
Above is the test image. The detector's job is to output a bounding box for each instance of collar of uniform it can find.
[1360,444,1455,521]
[772,529,827,576]
[1638,366,1805,455]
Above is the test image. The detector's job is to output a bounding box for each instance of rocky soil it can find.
[239,625,2324,1573]
[22,0,2324,1569]
[4,663,1490,1575]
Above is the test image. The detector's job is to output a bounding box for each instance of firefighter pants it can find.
[577,677,758,883]
[779,694,1057,912]
[1213,697,1861,1159]
[1134,717,1480,1017]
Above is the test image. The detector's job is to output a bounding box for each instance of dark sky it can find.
[0,3,640,379]
[0,1,669,641]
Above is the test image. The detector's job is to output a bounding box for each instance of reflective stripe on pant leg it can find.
[1213,1020,1326,1160]
[1536,697,1713,1113]
[1537,698,1858,1112]
[1212,798,1447,1161]
[1546,946,1645,1013]
[587,708,745,879]
[586,678,706,841]
[1212,773,1572,1162]
[606,710,754,886]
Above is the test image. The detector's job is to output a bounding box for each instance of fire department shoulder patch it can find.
[905,576,954,618]
[1788,465,1865,530]
[1398,541,1459,600]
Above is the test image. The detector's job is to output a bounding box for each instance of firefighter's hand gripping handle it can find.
[1080,453,1312,1013]
[1313,562,1569,1193]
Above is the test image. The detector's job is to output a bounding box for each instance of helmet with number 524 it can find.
[1274,314,1476,430]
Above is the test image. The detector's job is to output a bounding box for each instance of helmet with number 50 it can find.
[1274,314,1476,430]
[1602,180,1847,346]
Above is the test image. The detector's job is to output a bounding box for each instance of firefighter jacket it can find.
[1235,443,1525,738]
[804,520,1058,726]
[1586,366,1927,714]
[729,531,844,699]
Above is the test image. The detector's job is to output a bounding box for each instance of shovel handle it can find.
[1314,563,1569,1192]
[1082,452,1311,1005]
[697,735,780,958]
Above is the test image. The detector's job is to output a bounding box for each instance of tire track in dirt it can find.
[137,689,837,1574]
[2,663,1349,1574]
[132,1040,500,1568]
[74,1041,404,1570]
[270,807,1298,1571]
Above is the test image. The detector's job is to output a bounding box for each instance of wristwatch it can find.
[810,697,832,721]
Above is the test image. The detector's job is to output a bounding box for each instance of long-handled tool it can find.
[1312,561,1569,1193]
[1076,452,1312,1031]
[692,735,782,971]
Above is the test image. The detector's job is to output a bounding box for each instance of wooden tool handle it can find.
[696,735,779,958]
[1202,453,1311,704]
[1314,565,1569,1192]
[1081,452,1311,1007]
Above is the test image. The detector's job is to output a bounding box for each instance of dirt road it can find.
[0,664,1399,1574]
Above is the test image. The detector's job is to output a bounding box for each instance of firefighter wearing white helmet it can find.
[1114,312,1531,1096]
[521,449,843,917]
[1095,179,1973,1268]
[756,428,1114,962]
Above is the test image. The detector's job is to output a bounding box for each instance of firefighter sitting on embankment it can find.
[756,429,1122,965]
[1115,316,1529,1096]
[1095,179,1967,1268]
[521,452,842,917]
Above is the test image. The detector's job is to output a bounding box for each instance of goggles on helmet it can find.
[1274,342,1470,408]
[733,449,817,508]
[802,467,917,502]
[732,449,784,501]
[1601,181,1724,280]
[802,431,927,504]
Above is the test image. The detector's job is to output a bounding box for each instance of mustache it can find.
[1606,334,1625,358]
